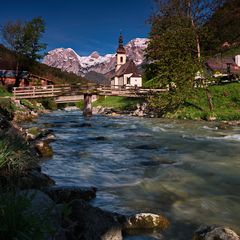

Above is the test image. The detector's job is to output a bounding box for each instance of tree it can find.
[145,1,200,115]
[204,0,240,53]
[144,0,224,116]
[1,17,46,61]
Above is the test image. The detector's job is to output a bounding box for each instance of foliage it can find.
[1,17,46,61]
[0,98,15,120]
[144,0,226,116]
[37,98,57,110]
[204,0,240,53]
[0,191,55,240]
[92,96,144,111]
[145,3,201,115]
[76,100,84,110]
[0,44,88,85]
[20,99,36,111]
[0,132,38,174]
[0,86,12,97]
[166,83,240,120]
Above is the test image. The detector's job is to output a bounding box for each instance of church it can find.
[111,34,142,88]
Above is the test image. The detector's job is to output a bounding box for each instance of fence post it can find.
[13,87,16,99]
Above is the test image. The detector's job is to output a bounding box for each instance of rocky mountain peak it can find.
[43,38,149,76]
[90,51,100,59]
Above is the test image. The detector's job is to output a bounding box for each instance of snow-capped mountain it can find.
[43,38,148,76]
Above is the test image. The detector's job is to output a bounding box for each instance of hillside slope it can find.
[0,44,88,84]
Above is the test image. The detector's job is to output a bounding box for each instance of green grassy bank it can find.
[77,96,144,112]
[166,83,240,121]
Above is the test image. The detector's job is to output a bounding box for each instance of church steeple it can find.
[117,33,126,54]
[116,33,126,71]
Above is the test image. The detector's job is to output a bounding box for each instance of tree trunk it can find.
[188,0,201,60]
[206,88,214,111]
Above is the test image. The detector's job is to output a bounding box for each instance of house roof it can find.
[0,70,29,78]
[206,57,240,74]
[131,72,142,78]
[104,69,116,80]
[115,60,140,77]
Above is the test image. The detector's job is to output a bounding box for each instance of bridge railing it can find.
[13,84,168,99]
[13,84,71,99]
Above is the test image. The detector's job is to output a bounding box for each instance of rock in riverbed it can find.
[68,199,122,240]
[193,225,240,240]
[35,140,53,157]
[122,213,170,231]
[44,185,97,203]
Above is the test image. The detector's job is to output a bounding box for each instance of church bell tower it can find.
[116,33,126,71]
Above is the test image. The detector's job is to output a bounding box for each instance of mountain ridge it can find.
[43,38,149,77]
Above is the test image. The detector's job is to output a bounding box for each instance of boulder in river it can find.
[20,169,55,189]
[19,189,63,239]
[44,186,97,203]
[68,199,122,240]
[193,225,240,240]
[35,140,53,157]
[122,213,170,231]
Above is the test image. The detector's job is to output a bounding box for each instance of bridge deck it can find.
[13,84,167,102]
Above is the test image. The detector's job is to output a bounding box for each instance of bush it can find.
[76,100,84,110]
[38,98,57,110]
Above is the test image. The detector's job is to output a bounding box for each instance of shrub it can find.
[38,98,57,110]
[76,100,84,110]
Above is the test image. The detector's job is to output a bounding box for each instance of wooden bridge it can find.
[13,84,166,116]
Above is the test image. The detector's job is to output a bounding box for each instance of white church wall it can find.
[130,77,142,87]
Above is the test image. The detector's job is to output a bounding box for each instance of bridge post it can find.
[83,94,92,117]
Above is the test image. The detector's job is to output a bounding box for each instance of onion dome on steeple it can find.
[116,33,126,54]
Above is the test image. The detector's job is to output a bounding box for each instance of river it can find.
[24,110,240,239]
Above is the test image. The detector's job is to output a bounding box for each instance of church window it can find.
[127,78,130,84]
[120,56,123,63]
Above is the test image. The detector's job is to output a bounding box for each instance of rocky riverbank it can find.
[0,100,239,239]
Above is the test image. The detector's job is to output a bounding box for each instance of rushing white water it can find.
[24,110,240,239]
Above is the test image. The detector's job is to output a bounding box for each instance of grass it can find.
[0,86,12,97]
[0,98,16,120]
[20,99,43,111]
[92,96,145,111]
[166,83,240,121]
[0,132,38,175]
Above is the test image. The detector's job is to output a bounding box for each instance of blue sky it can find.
[0,0,154,56]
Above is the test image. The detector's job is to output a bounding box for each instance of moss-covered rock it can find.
[35,140,53,157]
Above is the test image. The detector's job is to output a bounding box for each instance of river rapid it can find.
[24,110,240,239]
